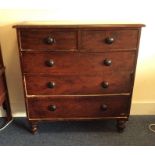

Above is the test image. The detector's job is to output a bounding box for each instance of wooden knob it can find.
[101,104,108,111]
[101,81,109,88]
[47,81,56,88]
[104,59,112,66]
[45,59,54,67]
[105,37,114,44]
[48,105,56,111]
[45,36,55,44]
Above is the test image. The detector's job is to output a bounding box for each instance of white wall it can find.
[0,0,155,116]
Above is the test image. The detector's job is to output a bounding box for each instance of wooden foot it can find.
[116,120,126,133]
[30,121,38,134]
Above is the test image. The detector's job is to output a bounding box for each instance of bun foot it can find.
[116,120,126,133]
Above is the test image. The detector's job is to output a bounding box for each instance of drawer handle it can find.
[48,105,57,111]
[45,59,55,67]
[101,81,109,88]
[45,36,55,44]
[101,104,108,111]
[104,59,112,66]
[47,81,56,88]
[105,37,115,44]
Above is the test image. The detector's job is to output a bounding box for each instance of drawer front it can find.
[22,51,136,74]
[25,73,132,95]
[81,30,138,50]
[19,29,77,50]
[27,95,130,119]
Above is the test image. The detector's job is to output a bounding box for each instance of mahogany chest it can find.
[13,24,144,133]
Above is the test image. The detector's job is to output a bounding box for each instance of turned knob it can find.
[105,37,115,44]
[45,59,54,67]
[104,59,112,66]
[44,36,55,44]
[101,81,109,88]
[48,105,56,111]
[101,104,108,111]
[47,81,56,88]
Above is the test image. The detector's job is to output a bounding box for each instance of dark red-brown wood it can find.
[25,72,132,95]
[0,45,12,121]
[81,30,139,50]
[13,23,145,29]
[28,95,130,119]
[19,29,78,51]
[0,76,6,104]
[22,51,136,74]
[13,24,144,133]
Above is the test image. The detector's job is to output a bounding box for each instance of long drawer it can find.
[19,29,78,51]
[81,30,139,50]
[22,51,136,74]
[25,73,132,95]
[27,95,130,119]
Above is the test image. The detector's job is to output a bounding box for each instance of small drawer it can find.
[81,30,139,50]
[22,51,136,74]
[19,29,77,51]
[25,73,132,95]
[27,95,130,119]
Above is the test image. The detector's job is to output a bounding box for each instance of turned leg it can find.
[30,121,38,134]
[116,120,126,133]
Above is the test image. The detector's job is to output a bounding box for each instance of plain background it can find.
[0,0,155,116]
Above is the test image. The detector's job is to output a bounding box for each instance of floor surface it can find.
[0,116,155,145]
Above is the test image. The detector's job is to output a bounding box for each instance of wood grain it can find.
[13,24,144,132]
[28,95,130,119]
[25,72,132,95]
[20,29,78,51]
[81,30,139,50]
[22,51,136,74]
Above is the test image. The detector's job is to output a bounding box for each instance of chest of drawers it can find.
[13,24,144,133]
